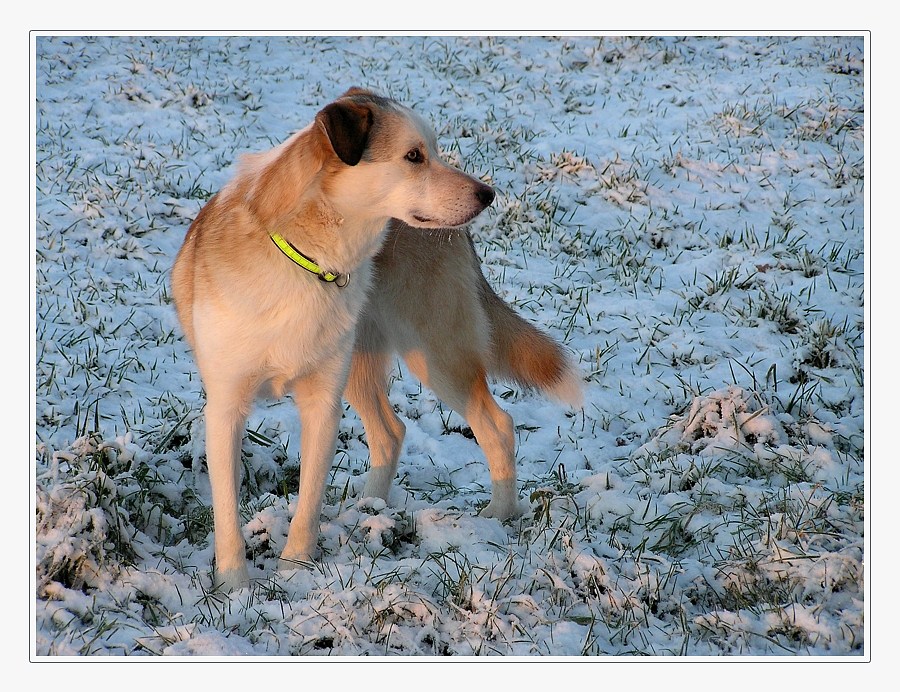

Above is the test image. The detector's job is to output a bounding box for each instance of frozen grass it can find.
[34,35,865,656]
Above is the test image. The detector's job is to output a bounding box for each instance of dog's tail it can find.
[478,270,584,409]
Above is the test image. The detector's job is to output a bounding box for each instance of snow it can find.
[32,33,869,664]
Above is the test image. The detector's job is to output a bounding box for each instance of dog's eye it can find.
[405,148,423,163]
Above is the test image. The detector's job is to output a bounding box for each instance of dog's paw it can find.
[478,496,524,521]
[276,556,315,573]
[214,565,251,593]
[279,531,318,571]
[361,466,396,502]
[479,478,523,521]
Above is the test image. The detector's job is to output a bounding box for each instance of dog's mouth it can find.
[408,183,494,228]
[411,213,467,229]
[410,209,483,229]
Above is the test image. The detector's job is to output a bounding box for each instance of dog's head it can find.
[314,88,495,229]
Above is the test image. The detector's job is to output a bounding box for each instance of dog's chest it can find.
[258,261,373,380]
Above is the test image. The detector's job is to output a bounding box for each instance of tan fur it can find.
[349,221,582,518]
[171,89,580,592]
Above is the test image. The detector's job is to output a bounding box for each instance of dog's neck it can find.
[272,196,390,278]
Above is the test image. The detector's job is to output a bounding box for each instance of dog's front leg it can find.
[204,383,252,592]
[279,355,350,569]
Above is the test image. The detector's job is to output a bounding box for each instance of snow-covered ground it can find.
[33,35,867,659]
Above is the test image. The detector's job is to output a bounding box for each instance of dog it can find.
[171,88,581,592]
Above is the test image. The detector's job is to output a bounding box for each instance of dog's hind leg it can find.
[457,375,521,520]
[404,350,521,521]
[203,379,253,592]
[466,379,521,519]
[346,348,406,502]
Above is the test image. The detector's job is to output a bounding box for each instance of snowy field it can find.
[33,35,867,659]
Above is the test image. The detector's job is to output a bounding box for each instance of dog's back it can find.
[358,220,582,407]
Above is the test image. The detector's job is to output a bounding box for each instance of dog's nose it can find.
[476,184,495,208]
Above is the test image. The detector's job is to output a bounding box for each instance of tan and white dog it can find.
[171,88,581,592]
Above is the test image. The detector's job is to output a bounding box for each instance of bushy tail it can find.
[479,274,583,408]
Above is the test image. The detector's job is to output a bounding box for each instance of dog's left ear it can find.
[340,86,377,99]
[317,99,374,166]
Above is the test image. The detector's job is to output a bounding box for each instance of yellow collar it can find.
[270,233,350,287]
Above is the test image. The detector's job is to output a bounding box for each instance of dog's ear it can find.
[340,86,376,98]
[317,99,374,166]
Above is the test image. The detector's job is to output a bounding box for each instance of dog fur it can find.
[171,88,581,592]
